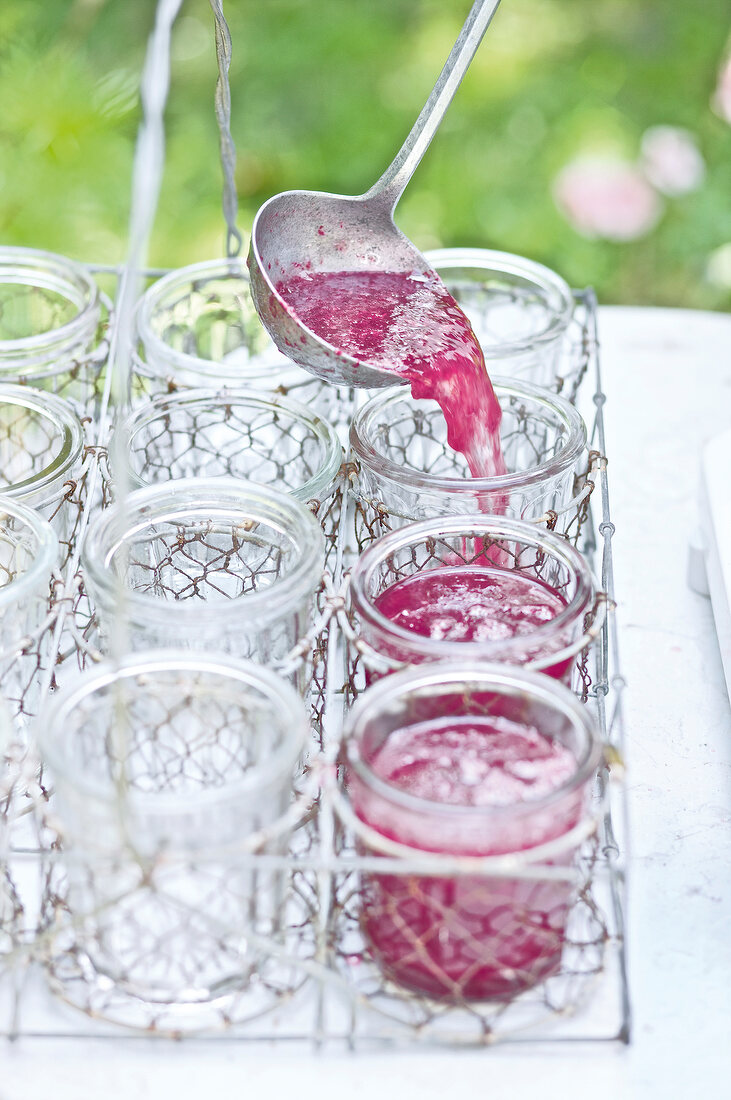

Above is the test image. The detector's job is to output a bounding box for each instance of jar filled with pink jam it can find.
[343,662,602,1003]
[348,515,597,685]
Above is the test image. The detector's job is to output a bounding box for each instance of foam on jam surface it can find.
[373,565,567,645]
[369,715,577,812]
[275,269,507,479]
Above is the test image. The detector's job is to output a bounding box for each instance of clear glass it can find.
[37,651,307,1025]
[0,685,20,956]
[0,247,103,408]
[134,258,337,417]
[0,694,10,756]
[112,387,342,504]
[349,514,596,684]
[343,661,601,1002]
[426,248,574,388]
[0,498,59,723]
[351,378,586,528]
[0,385,84,554]
[81,477,325,677]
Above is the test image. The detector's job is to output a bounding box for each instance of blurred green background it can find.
[1,0,730,307]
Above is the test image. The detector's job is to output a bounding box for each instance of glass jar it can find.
[37,650,308,1029]
[0,694,10,756]
[0,385,85,559]
[111,387,342,506]
[0,247,104,410]
[0,685,20,957]
[0,498,59,723]
[348,514,597,685]
[425,248,574,388]
[134,258,337,418]
[350,378,586,530]
[81,477,325,679]
[342,661,602,1003]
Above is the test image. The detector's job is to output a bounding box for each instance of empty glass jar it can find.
[426,248,574,388]
[0,247,104,409]
[0,385,85,559]
[343,661,601,1003]
[0,688,20,957]
[0,498,59,723]
[134,258,337,417]
[38,650,308,1031]
[351,378,586,530]
[348,514,597,685]
[81,478,325,678]
[111,387,342,505]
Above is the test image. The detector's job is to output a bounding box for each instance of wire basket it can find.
[0,277,628,1046]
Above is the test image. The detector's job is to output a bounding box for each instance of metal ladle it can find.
[248,0,503,388]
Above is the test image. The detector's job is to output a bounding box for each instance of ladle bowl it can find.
[248,0,502,388]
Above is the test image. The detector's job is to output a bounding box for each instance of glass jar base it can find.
[43,926,310,1036]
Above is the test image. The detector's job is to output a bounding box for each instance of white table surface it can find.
[3,305,731,1099]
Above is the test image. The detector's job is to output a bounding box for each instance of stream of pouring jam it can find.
[275,270,507,479]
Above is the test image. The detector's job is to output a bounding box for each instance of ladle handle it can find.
[362,0,502,213]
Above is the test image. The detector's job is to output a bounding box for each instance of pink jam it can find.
[370,715,577,809]
[275,270,506,479]
[374,565,566,644]
[352,714,583,1001]
[370,564,573,682]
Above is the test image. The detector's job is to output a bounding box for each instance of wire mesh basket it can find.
[0,276,628,1046]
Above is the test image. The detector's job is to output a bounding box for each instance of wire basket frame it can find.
[0,276,628,1046]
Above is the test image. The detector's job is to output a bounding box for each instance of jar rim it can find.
[36,649,308,811]
[425,247,575,355]
[112,386,343,502]
[344,660,602,823]
[81,476,325,627]
[348,514,595,665]
[0,384,85,503]
[0,496,59,611]
[0,247,101,357]
[136,257,302,382]
[350,377,587,494]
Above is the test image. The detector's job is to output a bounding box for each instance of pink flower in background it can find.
[640,126,705,196]
[712,54,731,123]
[553,155,663,241]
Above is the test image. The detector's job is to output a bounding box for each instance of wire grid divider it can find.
[0,280,628,1046]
